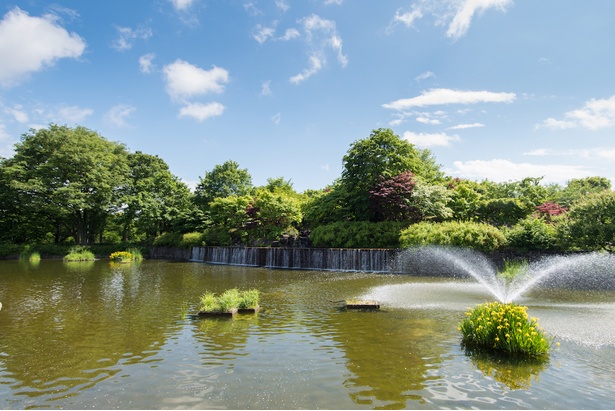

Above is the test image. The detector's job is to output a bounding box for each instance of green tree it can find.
[119,152,193,242]
[340,128,443,221]
[2,125,129,245]
[194,160,252,211]
[557,176,611,208]
[564,190,615,252]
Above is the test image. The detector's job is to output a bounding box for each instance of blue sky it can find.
[1,0,615,192]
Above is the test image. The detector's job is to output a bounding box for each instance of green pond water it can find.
[0,259,614,409]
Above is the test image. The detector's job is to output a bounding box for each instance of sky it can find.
[1,0,615,192]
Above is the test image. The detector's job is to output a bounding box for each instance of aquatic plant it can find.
[199,292,222,312]
[497,259,529,284]
[109,251,133,261]
[198,289,260,313]
[459,301,553,356]
[238,289,260,309]
[64,246,95,262]
[126,247,143,261]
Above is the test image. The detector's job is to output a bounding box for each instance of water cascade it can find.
[190,246,396,272]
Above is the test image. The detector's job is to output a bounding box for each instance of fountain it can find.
[390,246,615,302]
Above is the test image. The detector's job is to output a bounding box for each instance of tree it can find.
[565,190,615,252]
[119,152,193,242]
[2,125,129,245]
[340,128,443,220]
[369,171,419,222]
[557,176,611,208]
[194,161,252,211]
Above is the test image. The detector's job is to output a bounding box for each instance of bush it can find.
[63,246,96,262]
[504,216,560,251]
[109,251,133,261]
[310,221,409,248]
[459,302,553,356]
[238,289,260,309]
[399,221,506,252]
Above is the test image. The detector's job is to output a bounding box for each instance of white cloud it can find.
[178,102,225,121]
[139,53,156,74]
[448,122,485,130]
[112,26,152,51]
[449,159,593,184]
[290,14,347,83]
[275,0,290,12]
[280,28,300,41]
[324,0,344,5]
[389,0,512,39]
[0,7,86,87]
[383,88,515,110]
[416,116,441,125]
[105,104,135,127]
[261,80,272,96]
[170,0,194,11]
[253,24,276,44]
[391,6,423,29]
[403,131,460,147]
[447,0,512,39]
[58,105,93,123]
[7,105,28,123]
[163,60,229,101]
[538,95,615,131]
[290,54,323,84]
[415,71,435,82]
[272,112,281,125]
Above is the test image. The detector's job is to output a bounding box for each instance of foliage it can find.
[399,221,507,252]
[497,259,529,284]
[340,128,443,221]
[504,216,560,251]
[310,221,409,248]
[411,180,453,222]
[2,124,129,245]
[238,289,260,309]
[459,302,553,356]
[198,289,260,312]
[368,171,419,222]
[556,176,611,208]
[248,188,303,243]
[119,151,194,242]
[126,247,143,261]
[152,232,205,248]
[63,246,96,262]
[301,183,353,227]
[564,190,615,252]
[109,251,133,261]
[533,201,567,223]
[476,198,529,227]
[194,160,252,211]
[19,250,41,263]
[446,178,483,221]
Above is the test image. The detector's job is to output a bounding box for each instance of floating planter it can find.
[196,289,260,318]
[345,300,380,310]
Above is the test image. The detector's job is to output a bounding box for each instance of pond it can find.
[0,259,614,409]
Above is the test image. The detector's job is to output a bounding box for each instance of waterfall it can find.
[191,246,396,272]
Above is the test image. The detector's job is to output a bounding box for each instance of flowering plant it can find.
[459,301,555,355]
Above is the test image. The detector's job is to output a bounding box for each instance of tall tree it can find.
[119,152,193,241]
[2,125,129,244]
[194,160,252,211]
[340,128,443,221]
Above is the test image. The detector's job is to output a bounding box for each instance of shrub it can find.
[310,221,409,248]
[459,302,553,356]
[63,246,95,262]
[218,289,241,311]
[153,232,183,247]
[504,216,560,251]
[199,292,222,312]
[399,221,506,252]
[180,232,205,248]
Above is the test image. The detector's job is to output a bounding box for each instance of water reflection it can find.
[0,261,614,409]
